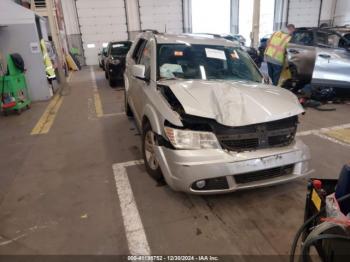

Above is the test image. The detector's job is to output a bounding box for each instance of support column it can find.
[125,0,141,39]
[45,0,66,84]
[182,0,192,33]
[230,0,239,34]
[274,0,287,30]
[251,0,260,48]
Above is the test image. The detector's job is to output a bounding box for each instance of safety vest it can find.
[40,39,56,80]
[265,31,291,64]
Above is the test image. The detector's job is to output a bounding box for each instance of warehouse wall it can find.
[275,0,337,29]
[61,0,186,65]
[287,0,321,27]
[61,0,85,65]
[75,0,128,66]
[333,0,350,25]
[138,0,183,33]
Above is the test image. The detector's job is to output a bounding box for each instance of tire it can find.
[124,91,133,117]
[142,122,163,181]
[99,62,102,68]
[105,70,108,79]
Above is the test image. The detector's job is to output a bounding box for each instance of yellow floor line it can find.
[93,90,103,118]
[31,95,64,135]
[324,128,350,144]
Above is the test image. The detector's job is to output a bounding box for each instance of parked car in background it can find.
[286,27,350,90]
[98,47,108,69]
[104,41,132,87]
[124,31,311,194]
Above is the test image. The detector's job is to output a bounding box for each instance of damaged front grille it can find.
[179,115,298,152]
[216,116,298,152]
[234,164,295,184]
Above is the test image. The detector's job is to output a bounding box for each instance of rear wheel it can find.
[142,122,163,181]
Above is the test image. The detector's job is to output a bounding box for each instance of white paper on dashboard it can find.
[205,48,226,60]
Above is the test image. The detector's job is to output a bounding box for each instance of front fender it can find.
[143,104,162,135]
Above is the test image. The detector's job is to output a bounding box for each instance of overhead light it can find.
[87,43,95,48]
[102,42,108,47]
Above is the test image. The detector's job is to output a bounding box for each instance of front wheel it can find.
[142,122,163,181]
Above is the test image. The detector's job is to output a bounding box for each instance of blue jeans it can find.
[267,62,283,86]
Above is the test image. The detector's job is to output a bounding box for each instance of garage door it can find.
[288,0,321,27]
[76,0,128,65]
[138,0,183,33]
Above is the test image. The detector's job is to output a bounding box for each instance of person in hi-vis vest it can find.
[264,24,295,85]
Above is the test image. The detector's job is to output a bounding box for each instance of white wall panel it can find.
[138,0,183,33]
[288,0,321,27]
[333,0,350,25]
[75,0,127,65]
[61,0,80,35]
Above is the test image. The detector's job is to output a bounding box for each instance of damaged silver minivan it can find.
[124,31,311,194]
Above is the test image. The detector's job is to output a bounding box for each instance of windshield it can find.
[157,44,262,82]
[110,42,132,56]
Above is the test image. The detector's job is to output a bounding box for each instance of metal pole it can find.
[45,0,66,84]
[251,0,260,48]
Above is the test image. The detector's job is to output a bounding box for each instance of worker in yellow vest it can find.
[40,39,56,81]
[265,24,295,85]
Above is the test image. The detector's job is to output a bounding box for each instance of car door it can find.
[128,39,152,124]
[312,30,350,88]
[287,29,317,82]
[132,41,154,123]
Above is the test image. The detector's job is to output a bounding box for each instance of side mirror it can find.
[132,64,147,80]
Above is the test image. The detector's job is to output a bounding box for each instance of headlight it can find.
[164,127,221,150]
[110,59,120,65]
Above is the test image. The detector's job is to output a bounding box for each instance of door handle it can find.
[318,54,331,59]
[289,49,300,54]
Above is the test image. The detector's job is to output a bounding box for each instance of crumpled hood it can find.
[160,80,304,126]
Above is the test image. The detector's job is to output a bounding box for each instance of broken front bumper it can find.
[154,138,311,194]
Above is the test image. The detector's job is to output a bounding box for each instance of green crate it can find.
[0,55,31,115]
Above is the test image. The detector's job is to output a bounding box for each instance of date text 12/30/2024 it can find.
[127,256,219,261]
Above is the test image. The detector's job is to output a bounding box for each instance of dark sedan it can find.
[104,41,132,87]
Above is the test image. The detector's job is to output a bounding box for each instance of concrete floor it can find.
[0,66,349,256]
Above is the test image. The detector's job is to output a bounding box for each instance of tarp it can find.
[0,0,35,26]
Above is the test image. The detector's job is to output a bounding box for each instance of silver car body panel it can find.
[154,139,311,194]
[161,79,304,127]
[312,47,350,88]
[287,43,316,81]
